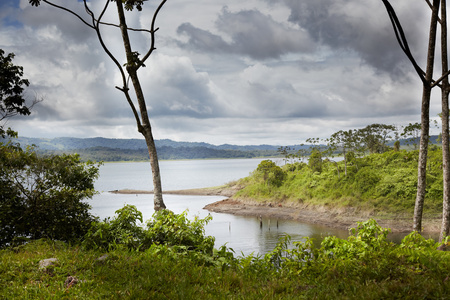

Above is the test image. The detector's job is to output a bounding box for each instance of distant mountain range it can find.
[3,136,309,161]
[8,136,297,151]
[2,135,439,162]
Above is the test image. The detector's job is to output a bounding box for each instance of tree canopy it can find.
[0,50,31,138]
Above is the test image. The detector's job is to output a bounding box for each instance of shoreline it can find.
[203,198,442,233]
[109,188,442,233]
[109,186,237,197]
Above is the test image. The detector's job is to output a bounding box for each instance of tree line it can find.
[41,145,275,162]
[278,122,428,162]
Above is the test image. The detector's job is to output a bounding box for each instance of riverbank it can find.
[110,185,442,233]
[109,187,442,233]
[204,198,442,233]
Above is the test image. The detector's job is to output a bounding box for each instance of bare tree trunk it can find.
[413,0,440,232]
[343,147,348,176]
[440,0,450,242]
[116,1,165,211]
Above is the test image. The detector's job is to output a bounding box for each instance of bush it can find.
[83,205,215,254]
[309,148,323,173]
[82,204,145,250]
[145,209,215,254]
[0,143,99,247]
[354,167,380,193]
[256,160,286,187]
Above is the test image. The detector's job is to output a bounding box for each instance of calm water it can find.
[89,158,414,256]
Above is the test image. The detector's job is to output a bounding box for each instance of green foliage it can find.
[401,122,421,149]
[0,50,31,138]
[255,160,286,187]
[82,205,145,251]
[237,148,446,215]
[308,148,323,173]
[354,167,380,193]
[145,209,215,253]
[83,205,216,255]
[239,219,450,298]
[2,220,450,299]
[394,140,400,151]
[0,144,99,247]
[358,123,396,154]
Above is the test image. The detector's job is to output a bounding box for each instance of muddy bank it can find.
[110,188,442,233]
[204,198,442,233]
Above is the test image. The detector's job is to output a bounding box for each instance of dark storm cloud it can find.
[276,0,427,74]
[177,7,315,60]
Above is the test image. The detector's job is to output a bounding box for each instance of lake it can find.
[90,158,356,256]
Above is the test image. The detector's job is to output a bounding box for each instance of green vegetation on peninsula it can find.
[235,148,443,217]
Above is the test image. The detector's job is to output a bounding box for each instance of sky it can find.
[0,0,446,145]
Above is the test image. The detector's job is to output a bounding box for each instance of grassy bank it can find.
[2,219,450,299]
[235,148,444,218]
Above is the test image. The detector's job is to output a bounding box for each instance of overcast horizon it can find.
[0,0,446,146]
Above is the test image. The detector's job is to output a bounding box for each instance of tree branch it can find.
[84,1,129,89]
[425,0,443,23]
[381,0,427,84]
[431,69,450,88]
[42,0,94,29]
[88,19,153,34]
[115,86,144,133]
[137,0,167,70]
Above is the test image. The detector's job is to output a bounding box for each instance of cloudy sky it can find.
[0,0,445,145]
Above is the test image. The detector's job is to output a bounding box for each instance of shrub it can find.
[354,167,380,193]
[0,143,99,247]
[145,209,215,254]
[82,205,145,250]
[309,149,322,173]
[83,205,215,254]
[256,160,286,187]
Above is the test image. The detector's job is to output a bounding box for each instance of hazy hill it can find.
[2,136,437,162]
[2,136,308,161]
[8,136,303,151]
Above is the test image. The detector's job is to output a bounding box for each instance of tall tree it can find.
[29,0,167,211]
[439,0,450,242]
[357,124,396,154]
[381,0,441,232]
[401,122,421,150]
[327,129,357,176]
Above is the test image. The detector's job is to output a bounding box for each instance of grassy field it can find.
[2,219,450,299]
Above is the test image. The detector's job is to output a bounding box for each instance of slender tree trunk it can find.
[413,0,440,232]
[116,1,166,211]
[440,0,450,242]
[343,147,347,176]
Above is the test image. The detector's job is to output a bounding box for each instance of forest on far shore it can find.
[2,127,440,161]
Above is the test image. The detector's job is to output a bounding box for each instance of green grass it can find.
[236,148,445,216]
[2,219,450,299]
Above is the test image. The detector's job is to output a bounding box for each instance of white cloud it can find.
[1,0,442,145]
